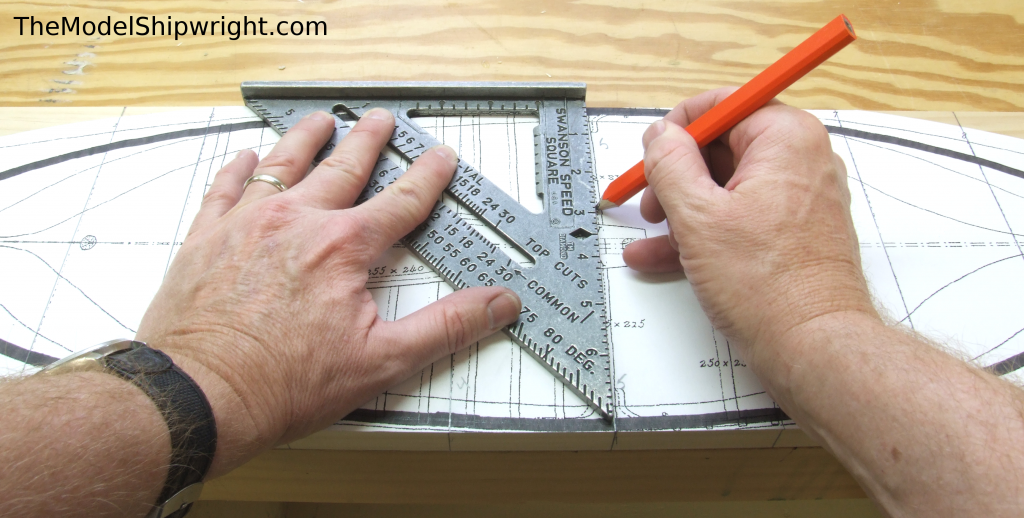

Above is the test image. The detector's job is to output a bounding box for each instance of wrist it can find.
[752,309,885,405]
[747,261,877,358]
[157,343,268,478]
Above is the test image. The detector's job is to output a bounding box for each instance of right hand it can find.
[622,89,878,362]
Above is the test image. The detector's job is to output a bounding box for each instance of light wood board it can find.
[200,448,866,503]
[190,499,883,518]
[2,1,1023,110]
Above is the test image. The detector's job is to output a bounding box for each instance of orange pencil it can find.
[597,14,857,210]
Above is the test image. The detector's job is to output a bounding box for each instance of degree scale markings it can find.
[242,82,614,419]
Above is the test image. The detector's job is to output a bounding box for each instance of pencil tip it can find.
[596,200,617,211]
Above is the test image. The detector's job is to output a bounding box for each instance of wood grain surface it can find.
[2,1,1023,109]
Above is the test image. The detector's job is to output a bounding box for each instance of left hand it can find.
[136,109,521,476]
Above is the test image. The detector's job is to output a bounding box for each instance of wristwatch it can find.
[40,339,217,518]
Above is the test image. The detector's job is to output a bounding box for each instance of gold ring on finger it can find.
[243,174,288,193]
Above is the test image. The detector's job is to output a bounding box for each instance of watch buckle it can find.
[37,339,136,375]
[145,482,204,518]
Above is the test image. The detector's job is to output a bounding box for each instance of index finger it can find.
[657,88,784,149]
[237,111,336,205]
[661,87,739,131]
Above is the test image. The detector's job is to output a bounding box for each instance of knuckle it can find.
[388,178,431,215]
[762,112,834,170]
[184,220,205,238]
[332,213,376,255]
[648,141,696,182]
[336,210,369,237]
[255,152,304,177]
[803,120,832,150]
[318,151,364,177]
[201,187,235,208]
[249,197,296,234]
[832,153,849,178]
[439,304,471,355]
[782,110,830,148]
[644,138,674,168]
[260,195,293,215]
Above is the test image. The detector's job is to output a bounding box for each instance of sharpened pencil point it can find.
[596,200,617,211]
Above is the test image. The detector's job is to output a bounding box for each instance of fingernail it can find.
[648,120,666,139]
[306,111,331,122]
[364,108,392,121]
[432,145,458,165]
[642,120,668,150]
[487,292,521,330]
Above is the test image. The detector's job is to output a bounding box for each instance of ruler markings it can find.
[242,82,614,419]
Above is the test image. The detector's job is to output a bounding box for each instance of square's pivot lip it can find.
[241,81,587,101]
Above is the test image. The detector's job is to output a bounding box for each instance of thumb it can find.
[371,286,521,373]
[643,120,720,220]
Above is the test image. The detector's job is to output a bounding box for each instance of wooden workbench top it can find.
[3,1,1023,110]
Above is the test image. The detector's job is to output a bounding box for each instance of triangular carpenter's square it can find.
[242,82,614,419]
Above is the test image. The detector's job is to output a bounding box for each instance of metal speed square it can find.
[242,82,614,419]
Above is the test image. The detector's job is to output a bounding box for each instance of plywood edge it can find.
[279,426,816,452]
[285,429,451,451]
[447,431,615,451]
[771,428,819,448]
[190,499,884,518]
[201,448,864,503]
[614,428,780,450]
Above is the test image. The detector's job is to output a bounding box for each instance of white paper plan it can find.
[1,107,1022,434]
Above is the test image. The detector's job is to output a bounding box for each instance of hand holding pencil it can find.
[619,14,871,349]
[597,14,857,210]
